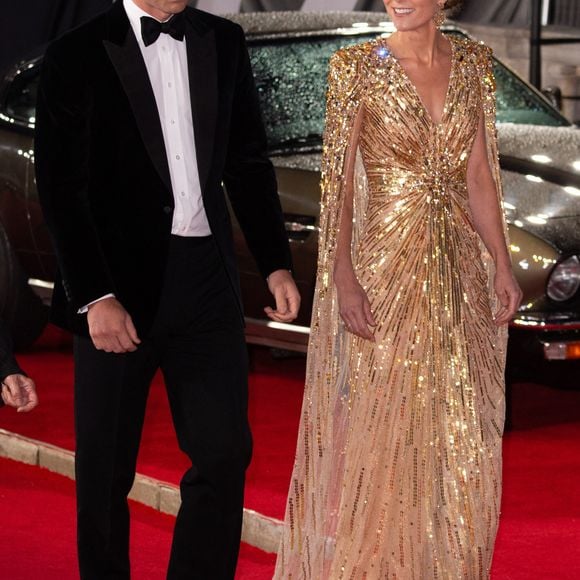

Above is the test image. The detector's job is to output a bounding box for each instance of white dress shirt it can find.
[124,0,211,237]
[79,0,212,313]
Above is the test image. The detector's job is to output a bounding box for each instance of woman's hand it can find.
[493,265,522,326]
[335,269,376,340]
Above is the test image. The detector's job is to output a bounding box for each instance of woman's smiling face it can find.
[383,0,443,32]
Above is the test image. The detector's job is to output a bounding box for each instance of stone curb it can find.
[0,429,282,554]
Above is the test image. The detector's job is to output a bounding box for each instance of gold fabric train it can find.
[274,35,509,579]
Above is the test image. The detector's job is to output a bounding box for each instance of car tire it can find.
[0,222,48,349]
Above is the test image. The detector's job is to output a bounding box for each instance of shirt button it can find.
[180,191,186,197]
[170,119,175,125]
[176,155,180,160]
[168,82,172,88]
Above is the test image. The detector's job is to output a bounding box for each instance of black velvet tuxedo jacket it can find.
[35,2,292,337]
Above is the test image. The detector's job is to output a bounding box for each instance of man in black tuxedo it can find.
[0,319,38,412]
[35,0,300,577]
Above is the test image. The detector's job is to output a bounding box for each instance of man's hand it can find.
[87,297,141,353]
[1,374,38,412]
[265,270,301,323]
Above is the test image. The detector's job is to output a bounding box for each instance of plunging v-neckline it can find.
[386,36,456,127]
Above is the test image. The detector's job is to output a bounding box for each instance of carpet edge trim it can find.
[0,429,283,553]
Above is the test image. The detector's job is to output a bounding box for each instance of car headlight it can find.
[547,255,580,301]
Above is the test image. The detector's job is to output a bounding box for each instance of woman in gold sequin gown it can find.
[274,1,523,578]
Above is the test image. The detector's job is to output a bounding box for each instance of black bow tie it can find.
[141,13,185,47]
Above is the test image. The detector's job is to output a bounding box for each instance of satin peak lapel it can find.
[185,14,217,192]
[102,4,172,194]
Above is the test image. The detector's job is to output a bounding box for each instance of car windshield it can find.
[1,29,570,142]
[248,32,570,154]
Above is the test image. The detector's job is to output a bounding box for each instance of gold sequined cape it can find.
[274,36,508,579]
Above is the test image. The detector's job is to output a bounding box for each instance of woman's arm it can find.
[333,105,376,340]
[467,111,522,325]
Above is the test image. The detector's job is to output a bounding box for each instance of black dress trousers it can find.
[74,236,252,580]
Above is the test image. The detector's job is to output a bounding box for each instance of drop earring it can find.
[433,4,446,27]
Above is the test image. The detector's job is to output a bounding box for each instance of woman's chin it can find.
[392,17,434,33]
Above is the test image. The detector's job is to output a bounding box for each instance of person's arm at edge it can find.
[0,320,38,412]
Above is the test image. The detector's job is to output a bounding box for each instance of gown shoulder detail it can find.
[450,35,493,70]
[331,38,381,64]
[329,39,394,85]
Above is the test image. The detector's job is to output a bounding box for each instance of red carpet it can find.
[0,457,275,579]
[494,423,580,578]
[2,325,580,578]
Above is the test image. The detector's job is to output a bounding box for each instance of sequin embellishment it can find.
[275,36,508,580]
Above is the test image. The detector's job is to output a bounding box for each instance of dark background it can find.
[0,0,111,74]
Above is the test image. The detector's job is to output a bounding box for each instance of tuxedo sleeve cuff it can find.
[78,293,116,314]
[0,361,26,384]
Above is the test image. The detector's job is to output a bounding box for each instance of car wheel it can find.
[0,222,48,349]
